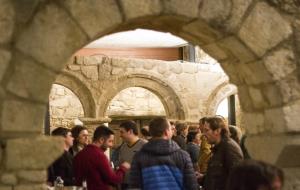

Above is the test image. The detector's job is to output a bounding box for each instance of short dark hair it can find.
[229,125,240,144]
[199,117,207,125]
[175,122,188,136]
[187,131,198,143]
[119,120,138,135]
[206,116,229,138]
[141,127,151,137]
[93,125,114,142]
[71,125,88,147]
[51,127,70,137]
[71,125,87,139]
[149,117,169,137]
[226,160,284,190]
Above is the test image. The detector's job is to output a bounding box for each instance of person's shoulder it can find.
[139,138,147,145]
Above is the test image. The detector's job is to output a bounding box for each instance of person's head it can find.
[93,125,115,151]
[71,125,89,147]
[187,131,201,145]
[229,125,241,144]
[149,117,172,139]
[170,121,176,137]
[204,116,229,144]
[199,117,207,132]
[52,127,73,149]
[119,120,138,142]
[175,122,189,137]
[141,126,151,140]
[227,160,284,190]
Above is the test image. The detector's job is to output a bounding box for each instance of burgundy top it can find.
[74,144,127,190]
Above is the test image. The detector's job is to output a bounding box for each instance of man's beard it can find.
[100,144,108,151]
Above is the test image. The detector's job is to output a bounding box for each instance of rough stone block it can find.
[5,136,63,170]
[17,170,47,183]
[237,61,273,85]
[220,61,243,85]
[121,0,161,20]
[61,0,122,38]
[182,20,222,46]
[83,56,103,65]
[246,135,287,164]
[236,86,254,112]
[6,53,56,102]
[283,100,300,132]
[239,2,292,57]
[1,99,46,133]
[225,0,253,32]
[199,0,232,28]
[202,43,229,61]
[218,36,256,63]
[261,83,283,107]
[248,87,268,109]
[0,49,11,81]
[264,47,296,80]
[0,0,14,44]
[264,107,285,133]
[276,74,300,103]
[16,3,88,72]
[0,173,17,185]
[243,112,265,134]
[163,0,200,18]
[81,65,98,81]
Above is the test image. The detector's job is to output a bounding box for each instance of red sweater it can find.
[74,144,127,190]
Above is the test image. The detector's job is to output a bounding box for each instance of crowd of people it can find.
[47,116,284,190]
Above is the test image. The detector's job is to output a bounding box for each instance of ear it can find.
[98,137,105,144]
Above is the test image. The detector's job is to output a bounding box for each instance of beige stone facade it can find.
[0,0,299,189]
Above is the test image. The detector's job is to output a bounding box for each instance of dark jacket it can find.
[204,137,243,190]
[129,139,198,190]
[48,150,75,186]
[172,135,187,150]
[73,144,127,190]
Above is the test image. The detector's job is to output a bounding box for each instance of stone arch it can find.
[1,0,299,188]
[98,74,186,120]
[55,71,96,117]
[206,83,238,116]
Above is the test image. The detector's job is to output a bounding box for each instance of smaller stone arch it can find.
[55,71,96,118]
[98,74,186,120]
[206,82,238,115]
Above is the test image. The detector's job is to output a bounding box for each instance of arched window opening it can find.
[106,87,166,146]
[48,84,84,132]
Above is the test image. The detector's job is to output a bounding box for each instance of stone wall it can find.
[61,55,232,122]
[49,84,84,128]
[107,87,166,116]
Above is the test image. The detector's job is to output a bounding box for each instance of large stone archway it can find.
[55,71,96,118]
[1,0,299,188]
[98,74,186,120]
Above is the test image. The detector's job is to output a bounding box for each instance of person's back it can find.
[129,117,198,190]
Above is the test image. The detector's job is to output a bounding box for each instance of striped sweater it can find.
[129,139,198,190]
